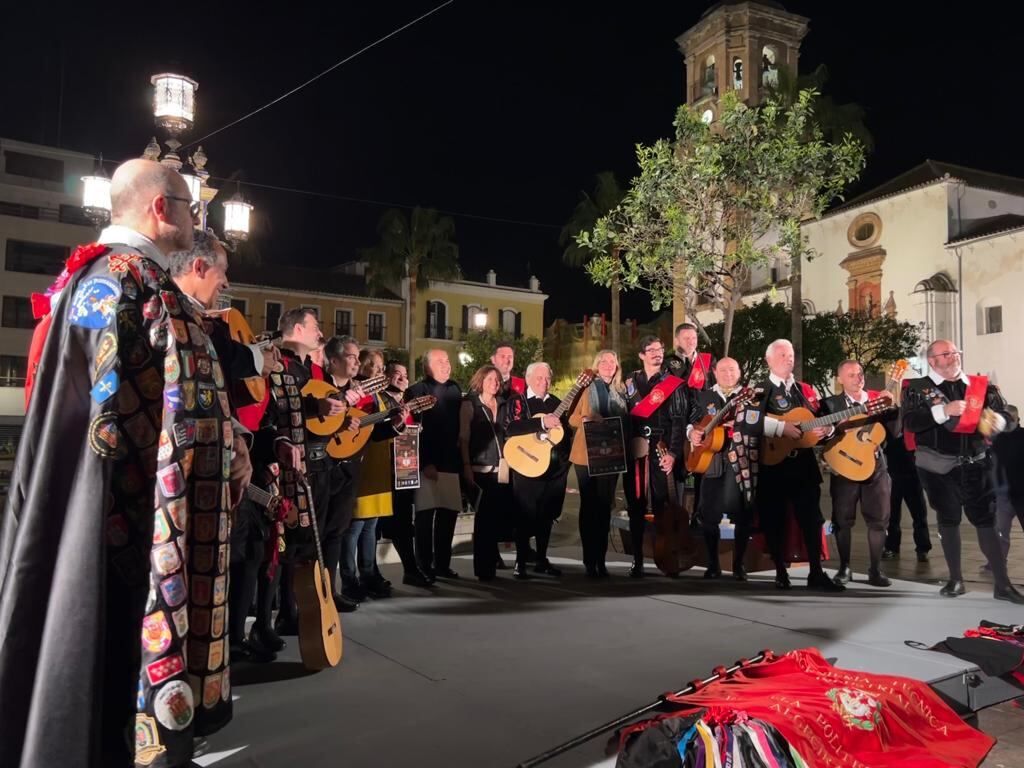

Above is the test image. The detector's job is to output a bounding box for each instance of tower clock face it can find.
[701,109,714,124]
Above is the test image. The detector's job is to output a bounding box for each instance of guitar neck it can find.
[704,390,744,431]
[246,483,274,509]
[800,403,866,430]
[552,382,585,420]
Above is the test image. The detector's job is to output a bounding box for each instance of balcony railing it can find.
[425,323,453,340]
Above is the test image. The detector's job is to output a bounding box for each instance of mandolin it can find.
[325,395,436,460]
[650,440,696,576]
[293,477,343,671]
[761,397,892,465]
[684,387,756,474]
[301,375,388,436]
[504,369,595,478]
[823,360,907,481]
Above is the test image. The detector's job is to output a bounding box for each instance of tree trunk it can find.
[408,277,418,374]
[610,271,621,356]
[672,256,687,332]
[722,303,734,358]
[790,251,803,381]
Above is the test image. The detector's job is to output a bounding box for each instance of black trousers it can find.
[917,462,995,528]
[512,467,568,564]
[416,508,458,573]
[756,452,824,573]
[574,464,618,569]
[228,498,265,642]
[381,488,418,574]
[698,461,750,571]
[472,472,513,578]
[885,462,932,554]
[830,464,890,569]
[624,451,670,563]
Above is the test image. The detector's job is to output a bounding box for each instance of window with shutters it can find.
[367,312,385,342]
[0,355,28,387]
[265,301,283,333]
[2,296,33,329]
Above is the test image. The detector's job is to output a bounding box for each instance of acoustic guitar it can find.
[761,397,892,465]
[301,375,387,436]
[651,440,696,576]
[293,477,343,671]
[684,387,756,474]
[504,369,595,478]
[822,360,907,481]
[205,307,280,402]
[325,395,436,460]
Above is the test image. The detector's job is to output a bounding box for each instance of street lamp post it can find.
[473,308,489,329]
[81,72,254,243]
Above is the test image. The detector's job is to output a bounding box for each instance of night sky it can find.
[3,2,1023,325]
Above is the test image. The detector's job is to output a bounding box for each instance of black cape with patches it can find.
[0,243,232,767]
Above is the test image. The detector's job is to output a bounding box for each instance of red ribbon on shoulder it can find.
[953,375,988,434]
[630,374,685,419]
[799,382,819,413]
[687,353,712,389]
[510,376,526,396]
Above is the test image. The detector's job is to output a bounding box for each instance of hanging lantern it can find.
[473,308,489,329]
[180,172,202,203]
[151,73,198,135]
[81,157,112,228]
[223,191,253,243]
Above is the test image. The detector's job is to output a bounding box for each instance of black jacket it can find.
[625,369,688,461]
[406,376,463,473]
[665,350,716,391]
[903,375,1014,457]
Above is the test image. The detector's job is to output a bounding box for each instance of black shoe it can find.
[629,563,645,579]
[834,565,852,585]
[808,571,845,592]
[495,555,509,570]
[585,565,600,579]
[250,623,286,653]
[534,560,562,577]
[436,568,460,579]
[916,551,930,563]
[230,639,276,664]
[274,614,299,636]
[994,585,1024,604]
[867,569,891,588]
[940,579,966,597]
[596,564,610,578]
[402,570,435,588]
[334,593,360,612]
[513,562,532,580]
[703,567,722,580]
[193,737,211,759]
[524,546,538,563]
[364,580,393,599]
[341,583,366,603]
[733,565,748,582]
[881,549,898,560]
[774,571,791,590]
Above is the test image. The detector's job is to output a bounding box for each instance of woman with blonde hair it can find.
[569,349,628,577]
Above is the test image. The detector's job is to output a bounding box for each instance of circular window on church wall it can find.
[848,212,882,248]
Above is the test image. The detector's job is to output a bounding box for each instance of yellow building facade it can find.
[410,271,548,365]
[223,263,404,348]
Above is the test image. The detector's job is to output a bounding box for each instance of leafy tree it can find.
[560,172,626,352]
[577,90,864,357]
[361,207,460,347]
[452,329,542,389]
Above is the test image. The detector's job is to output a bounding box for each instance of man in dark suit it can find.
[903,339,1023,602]
[756,339,843,591]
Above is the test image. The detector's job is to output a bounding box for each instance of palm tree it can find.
[361,207,460,351]
[560,172,626,353]
[767,65,872,380]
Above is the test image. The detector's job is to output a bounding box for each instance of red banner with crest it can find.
[952,375,988,434]
[630,374,685,419]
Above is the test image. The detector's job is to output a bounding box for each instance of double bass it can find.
[650,440,696,576]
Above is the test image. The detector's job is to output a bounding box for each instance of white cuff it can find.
[764,416,785,437]
[686,424,694,438]
[931,404,950,425]
[992,412,1007,433]
[246,344,263,374]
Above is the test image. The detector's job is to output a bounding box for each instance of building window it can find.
[2,296,33,329]
[367,312,385,342]
[762,46,779,87]
[847,212,882,249]
[426,300,450,339]
[461,304,482,333]
[5,240,69,275]
[500,308,522,338]
[0,355,27,387]
[978,301,1003,335]
[229,298,247,316]
[732,58,743,90]
[702,55,717,96]
[4,151,64,183]
[335,309,352,336]
[265,301,283,333]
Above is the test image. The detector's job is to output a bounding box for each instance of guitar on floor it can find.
[294,476,343,671]
[684,387,756,474]
[504,369,595,478]
[651,440,696,576]
[302,375,387,436]
[326,395,436,460]
[823,360,907,481]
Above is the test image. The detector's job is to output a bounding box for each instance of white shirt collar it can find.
[98,225,168,270]
[929,369,971,386]
[844,389,868,404]
[526,387,549,402]
[769,372,796,389]
[712,384,733,399]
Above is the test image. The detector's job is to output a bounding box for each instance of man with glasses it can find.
[904,339,1023,602]
[623,335,689,577]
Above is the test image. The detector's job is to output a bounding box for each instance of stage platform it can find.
[198,555,1021,768]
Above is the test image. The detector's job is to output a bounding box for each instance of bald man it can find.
[687,357,752,580]
[0,159,239,766]
[903,339,1023,603]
